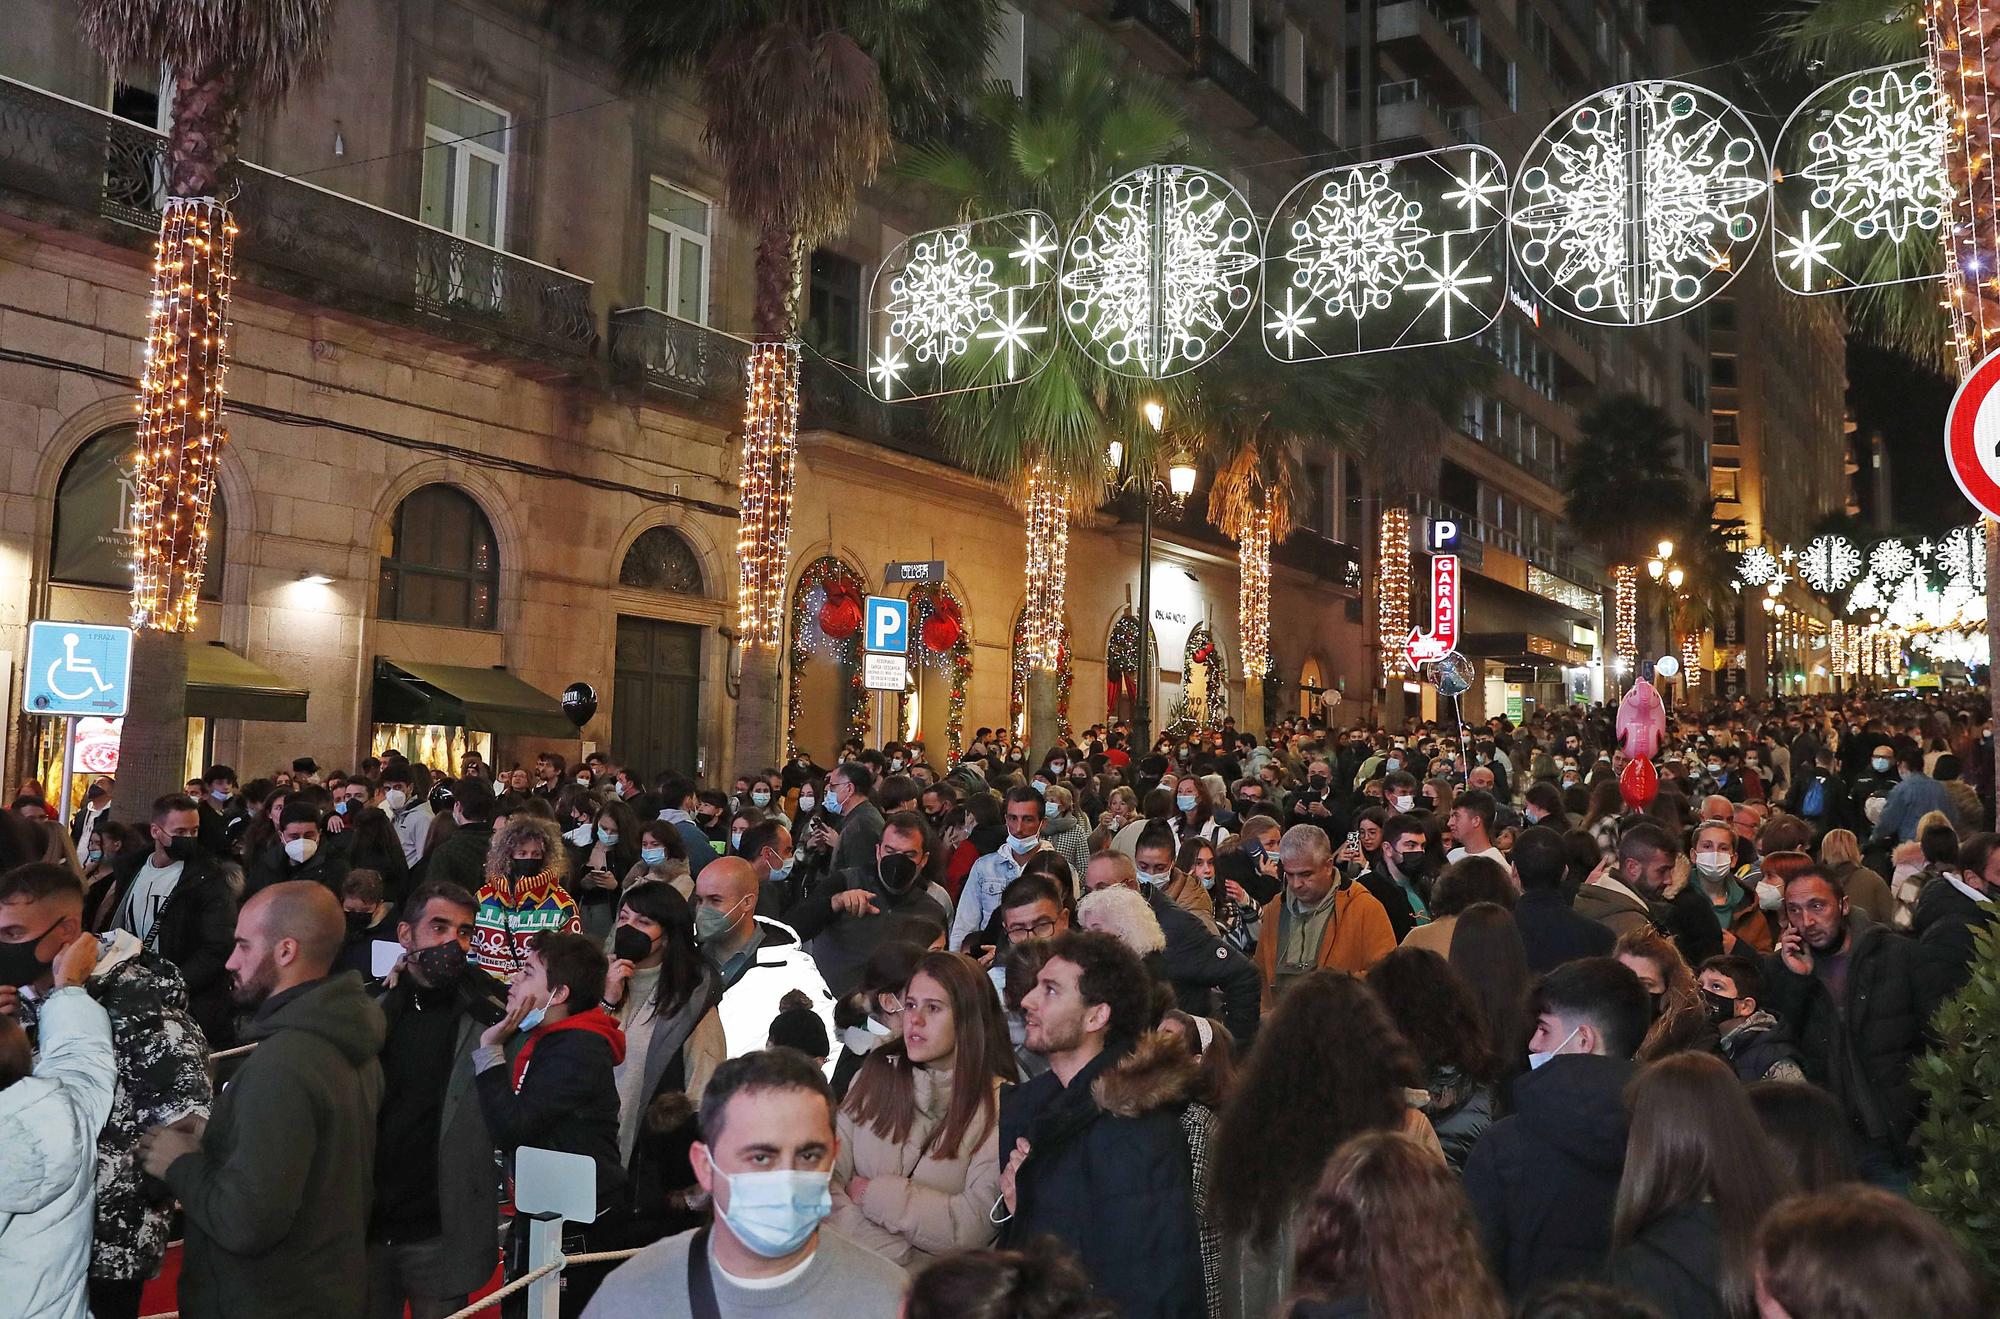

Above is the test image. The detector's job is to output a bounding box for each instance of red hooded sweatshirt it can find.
[510,1006,627,1090]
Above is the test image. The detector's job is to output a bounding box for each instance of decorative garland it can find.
[787,555,870,758]
[1010,608,1073,742]
[897,582,972,762]
[1163,623,1230,734]
[1107,612,1143,713]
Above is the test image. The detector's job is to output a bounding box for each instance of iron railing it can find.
[607,307,748,412]
[0,76,597,361]
[1111,0,1336,156]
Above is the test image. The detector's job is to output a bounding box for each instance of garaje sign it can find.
[1405,555,1460,669]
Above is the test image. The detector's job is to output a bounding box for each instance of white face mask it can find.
[1755,880,1784,911]
[382,788,407,812]
[1527,1024,1581,1071]
[564,822,594,847]
[1391,794,1415,814]
[284,836,318,865]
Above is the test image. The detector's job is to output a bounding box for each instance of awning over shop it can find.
[187,642,310,723]
[373,659,574,739]
[1461,631,1595,667]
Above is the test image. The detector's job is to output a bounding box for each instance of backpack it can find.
[1799,776,1827,819]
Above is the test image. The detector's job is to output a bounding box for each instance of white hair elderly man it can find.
[1251,825,1396,1007]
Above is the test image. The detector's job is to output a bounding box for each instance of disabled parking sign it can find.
[24,621,132,717]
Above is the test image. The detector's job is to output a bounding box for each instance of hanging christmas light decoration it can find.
[1510,81,1769,325]
[1061,164,1260,379]
[738,340,800,647]
[1378,508,1412,679]
[1614,564,1639,673]
[1829,617,1848,674]
[785,556,870,757]
[1023,464,1070,670]
[1935,522,1988,592]
[1797,533,1864,592]
[131,196,236,631]
[1239,502,1272,679]
[1737,544,1780,586]
[868,210,1058,401]
[1868,537,1918,585]
[1772,61,1951,294]
[1680,632,1704,685]
[1262,146,1508,360]
[1923,0,2000,373]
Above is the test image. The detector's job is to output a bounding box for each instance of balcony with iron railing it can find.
[1110,0,1336,158]
[0,75,597,362]
[1374,78,1452,144]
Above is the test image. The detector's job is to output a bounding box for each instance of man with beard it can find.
[783,812,951,998]
[1354,813,1439,944]
[997,930,1202,1318]
[365,880,508,1319]
[139,882,386,1319]
[1764,865,1943,1186]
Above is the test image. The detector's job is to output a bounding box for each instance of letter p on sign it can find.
[864,596,910,654]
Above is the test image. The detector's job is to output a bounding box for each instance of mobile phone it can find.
[1347,830,1360,845]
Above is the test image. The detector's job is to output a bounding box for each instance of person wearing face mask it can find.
[473,931,627,1316]
[377,762,435,870]
[1690,821,1774,955]
[1847,742,1901,833]
[1462,956,1649,1300]
[194,764,251,857]
[695,858,838,1064]
[1285,759,1338,830]
[1695,955,1805,1084]
[334,869,398,977]
[246,799,349,900]
[3,864,210,1319]
[783,814,953,998]
[363,880,510,1319]
[949,789,1053,954]
[1868,744,1952,846]
[1353,815,1440,945]
[471,815,581,979]
[1035,784,1092,878]
[566,799,641,943]
[656,776,722,871]
[1129,825,1218,933]
[1082,849,1260,1045]
[90,793,239,1048]
[581,1049,906,1319]
[622,820,693,900]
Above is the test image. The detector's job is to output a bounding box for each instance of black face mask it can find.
[1701,990,1737,1023]
[344,910,374,934]
[165,835,201,863]
[611,924,657,964]
[507,856,543,880]
[0,923,58,988]
[1395,851,1435,883]
[879,853,921,894]
[410,941,468,986]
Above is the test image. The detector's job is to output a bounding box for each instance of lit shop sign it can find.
[1406,554,1460,668]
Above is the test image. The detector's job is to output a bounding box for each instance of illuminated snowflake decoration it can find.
[1868,538,1918,586]
[1935,523,1988,593]
[1797,534,1863,592]
[868,210,1058,401]
[1061,165,1259,379]
[1263,146,1508,361]
[1511,81,1768,325]
[1737,544,1780,586]
[1773,61,1949,294]
[1848,575,1884,612]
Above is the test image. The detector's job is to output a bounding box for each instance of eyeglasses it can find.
[1004,916,1059,940]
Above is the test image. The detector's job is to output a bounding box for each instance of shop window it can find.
[619,526,706,595]
[377,484,499,629]
[51,425,227,599]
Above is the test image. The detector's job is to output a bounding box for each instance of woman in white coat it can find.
[831,950,1014,1268]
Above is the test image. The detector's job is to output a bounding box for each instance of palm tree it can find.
[906,37,1186,754]
[76,0,334,813]
[577,0,1003,769]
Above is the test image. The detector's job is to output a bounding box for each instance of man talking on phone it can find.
[1762,864,1941,1188]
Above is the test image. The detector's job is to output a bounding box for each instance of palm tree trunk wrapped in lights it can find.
[1614,565,1640,676]
[1379,508,1412,682]
[1023,463,1069,754]
[1237,502,1273,689]
[737,340,800,647]
[77,0,333,814]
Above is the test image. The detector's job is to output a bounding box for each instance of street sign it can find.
[885,560,945,586]
[23,621,132,717]
[862,652,909,691]
[1405,555,1460,669]
[1426,518,1459,552]
[864,596,910,653]
[1945,346,2000,519]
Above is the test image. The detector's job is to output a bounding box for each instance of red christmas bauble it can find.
[922,611,961,653]
[1619,756,1658,810]
[818,580,862,639]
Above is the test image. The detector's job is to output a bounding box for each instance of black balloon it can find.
[562,681,598,728]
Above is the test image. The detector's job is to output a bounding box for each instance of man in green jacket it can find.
[140,881,386,1319]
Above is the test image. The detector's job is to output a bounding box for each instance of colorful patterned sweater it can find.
[474,865,582,978]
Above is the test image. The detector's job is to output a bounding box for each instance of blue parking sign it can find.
[24,621,133,717]
[864,596,909,654]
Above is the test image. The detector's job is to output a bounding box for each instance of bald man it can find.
[694,857,836,1065]
[139,881,386,1319]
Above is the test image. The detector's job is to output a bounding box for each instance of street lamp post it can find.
[1118,401,1192,756]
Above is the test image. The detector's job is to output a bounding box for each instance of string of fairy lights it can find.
[131,197,236,632]
[1377,508,1411,681]
[1239,502,1272,680]
[1613,565,1639,675]
[737,341,799,647]
[1022,465,1069,671]
[1925,0,2000,375]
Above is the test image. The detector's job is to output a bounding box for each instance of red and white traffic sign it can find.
[1945,346,2000,520]
[1406,554,1459,669]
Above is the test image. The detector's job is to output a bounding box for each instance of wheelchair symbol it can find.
[45,633,114,703]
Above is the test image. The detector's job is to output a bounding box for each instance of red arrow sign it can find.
[1405,555,1460,671]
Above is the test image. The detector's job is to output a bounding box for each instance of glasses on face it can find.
[1005,915,1059,940]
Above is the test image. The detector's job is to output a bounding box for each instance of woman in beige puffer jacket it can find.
[830,950,1015,1268]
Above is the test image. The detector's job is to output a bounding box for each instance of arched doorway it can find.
[1298,656,1326,720]
[1105,611,1157,727]
[612,526,708,780]
[787,556,870,761]
[898,583,971,763]
[1165,623,1229,734]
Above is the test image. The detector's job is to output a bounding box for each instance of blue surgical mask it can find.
[597,826,619,846]
[751,790,772,807]
[1176,793,1198,813]
[731,829,744,851]
[1044,800,1059,818]
[333,800,349,815]
[712,1165,833,1258]
[210,787,230,802]
[516,994,552,1035]
[1385,757,1401,773]
[1006,832,1039,854]
[641,845,668,867]
[769,857,795,883]
[824,793,844,816]
[1872,757,1892,773]
[1031,779,1047,795]
[1527,1024,1581,1071]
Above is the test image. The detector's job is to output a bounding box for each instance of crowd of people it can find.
[0,689,1995,1319]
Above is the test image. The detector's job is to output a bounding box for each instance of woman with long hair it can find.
[1752,1186,1989,1317]
[622,818,690,897]
[1584,777,1625,862]
[1367,947,1498,1169]
[1173,775,1226,847]
[1608,1053,1794,1319]
[1614,925,1715,1062]
[1283,1130,1506,1319]
[1522,781,1570,832]
[565,796,639,941]
[1211,971,1438,1319]
[472,814,579,978]
[832,951,1011,1268]
[1178,835,1219,901]
[1447,903,1533,1087]
[1401,856,1514,955]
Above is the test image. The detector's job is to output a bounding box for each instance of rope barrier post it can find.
[515,1146,600,1319]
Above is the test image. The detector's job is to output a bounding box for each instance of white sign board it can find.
[863,652,909,691]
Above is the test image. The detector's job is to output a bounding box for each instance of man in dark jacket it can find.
[824,763,887,878]
[1911,832,2000,995]
[1353,814,1436,944]
[1083,850,1262,1044]
[1463,957,1650,1300]
[90,793,239,1048]
[194,765,251,859]
[1764,864,1945,1183]
[245,800,350,898]
[999,929,1202,1319]
[139,881,387,1319]
[783,810,951,998]
[1509,826,1614,973]
[367,880,508,1319]
[425,779,497,894]
[473,930,626,1313]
